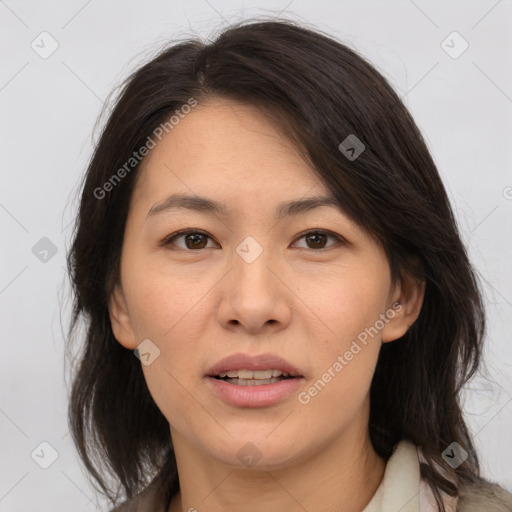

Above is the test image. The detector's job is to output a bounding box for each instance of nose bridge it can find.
[232,235,274,290]
[235,235,266,267]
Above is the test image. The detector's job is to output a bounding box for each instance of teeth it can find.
[224,377,285,386]
[217,369,290,379]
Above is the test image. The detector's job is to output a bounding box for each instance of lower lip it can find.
[205,376,305,407]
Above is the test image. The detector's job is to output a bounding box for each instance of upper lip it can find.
[206,352,303,377]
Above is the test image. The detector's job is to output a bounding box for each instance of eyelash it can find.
[160,228,345,253]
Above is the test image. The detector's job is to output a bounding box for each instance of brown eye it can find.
[161,230,216,250]
[183,233,208,249]
[305,232,328,249]
[161,229,344,252]
[293,230,343,252]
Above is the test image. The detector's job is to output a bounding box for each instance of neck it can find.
[168,420,386,512]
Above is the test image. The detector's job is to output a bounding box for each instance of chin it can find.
[205,435,306,471]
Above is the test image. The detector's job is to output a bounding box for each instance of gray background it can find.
[1,0,511,510]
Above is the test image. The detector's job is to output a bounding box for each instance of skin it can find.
[109,98,425,512]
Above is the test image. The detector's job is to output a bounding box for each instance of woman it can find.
[65,19,512,512]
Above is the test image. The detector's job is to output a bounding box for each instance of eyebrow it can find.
[146,193,342,221]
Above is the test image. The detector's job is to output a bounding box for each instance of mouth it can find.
[211,369,297,386]
[205,353,305,407]
[206,352,304,382]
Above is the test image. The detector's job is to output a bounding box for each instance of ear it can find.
[108,283,138,350]
[381,270,425,343]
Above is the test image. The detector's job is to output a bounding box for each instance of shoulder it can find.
[456,479,512,512]
[415,442,512,512]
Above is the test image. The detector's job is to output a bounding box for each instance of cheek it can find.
[311,261,390,345]
[127,272,212,429]
[123,255,213,345]
[298,320,381,431]
[297,264,388,411]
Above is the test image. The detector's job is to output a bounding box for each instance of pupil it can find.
[307,233,326,249]
[186,233,206,249]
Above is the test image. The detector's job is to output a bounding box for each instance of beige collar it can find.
[362,440,458,512]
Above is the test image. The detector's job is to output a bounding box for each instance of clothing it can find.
[112,440,512,511]
[363,440,512,512]
[362,439,457,511]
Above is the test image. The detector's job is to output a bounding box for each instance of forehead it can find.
[131,98,329,205]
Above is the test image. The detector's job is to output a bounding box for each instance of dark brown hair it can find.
[66,18,487,511]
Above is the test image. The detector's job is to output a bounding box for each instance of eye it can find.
[292,230,344,252]
[160,228,345,252]
[160,229,218,250]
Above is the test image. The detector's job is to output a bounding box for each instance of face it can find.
[109,98,422,470]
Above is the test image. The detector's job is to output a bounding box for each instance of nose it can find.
[216,243,292,335]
